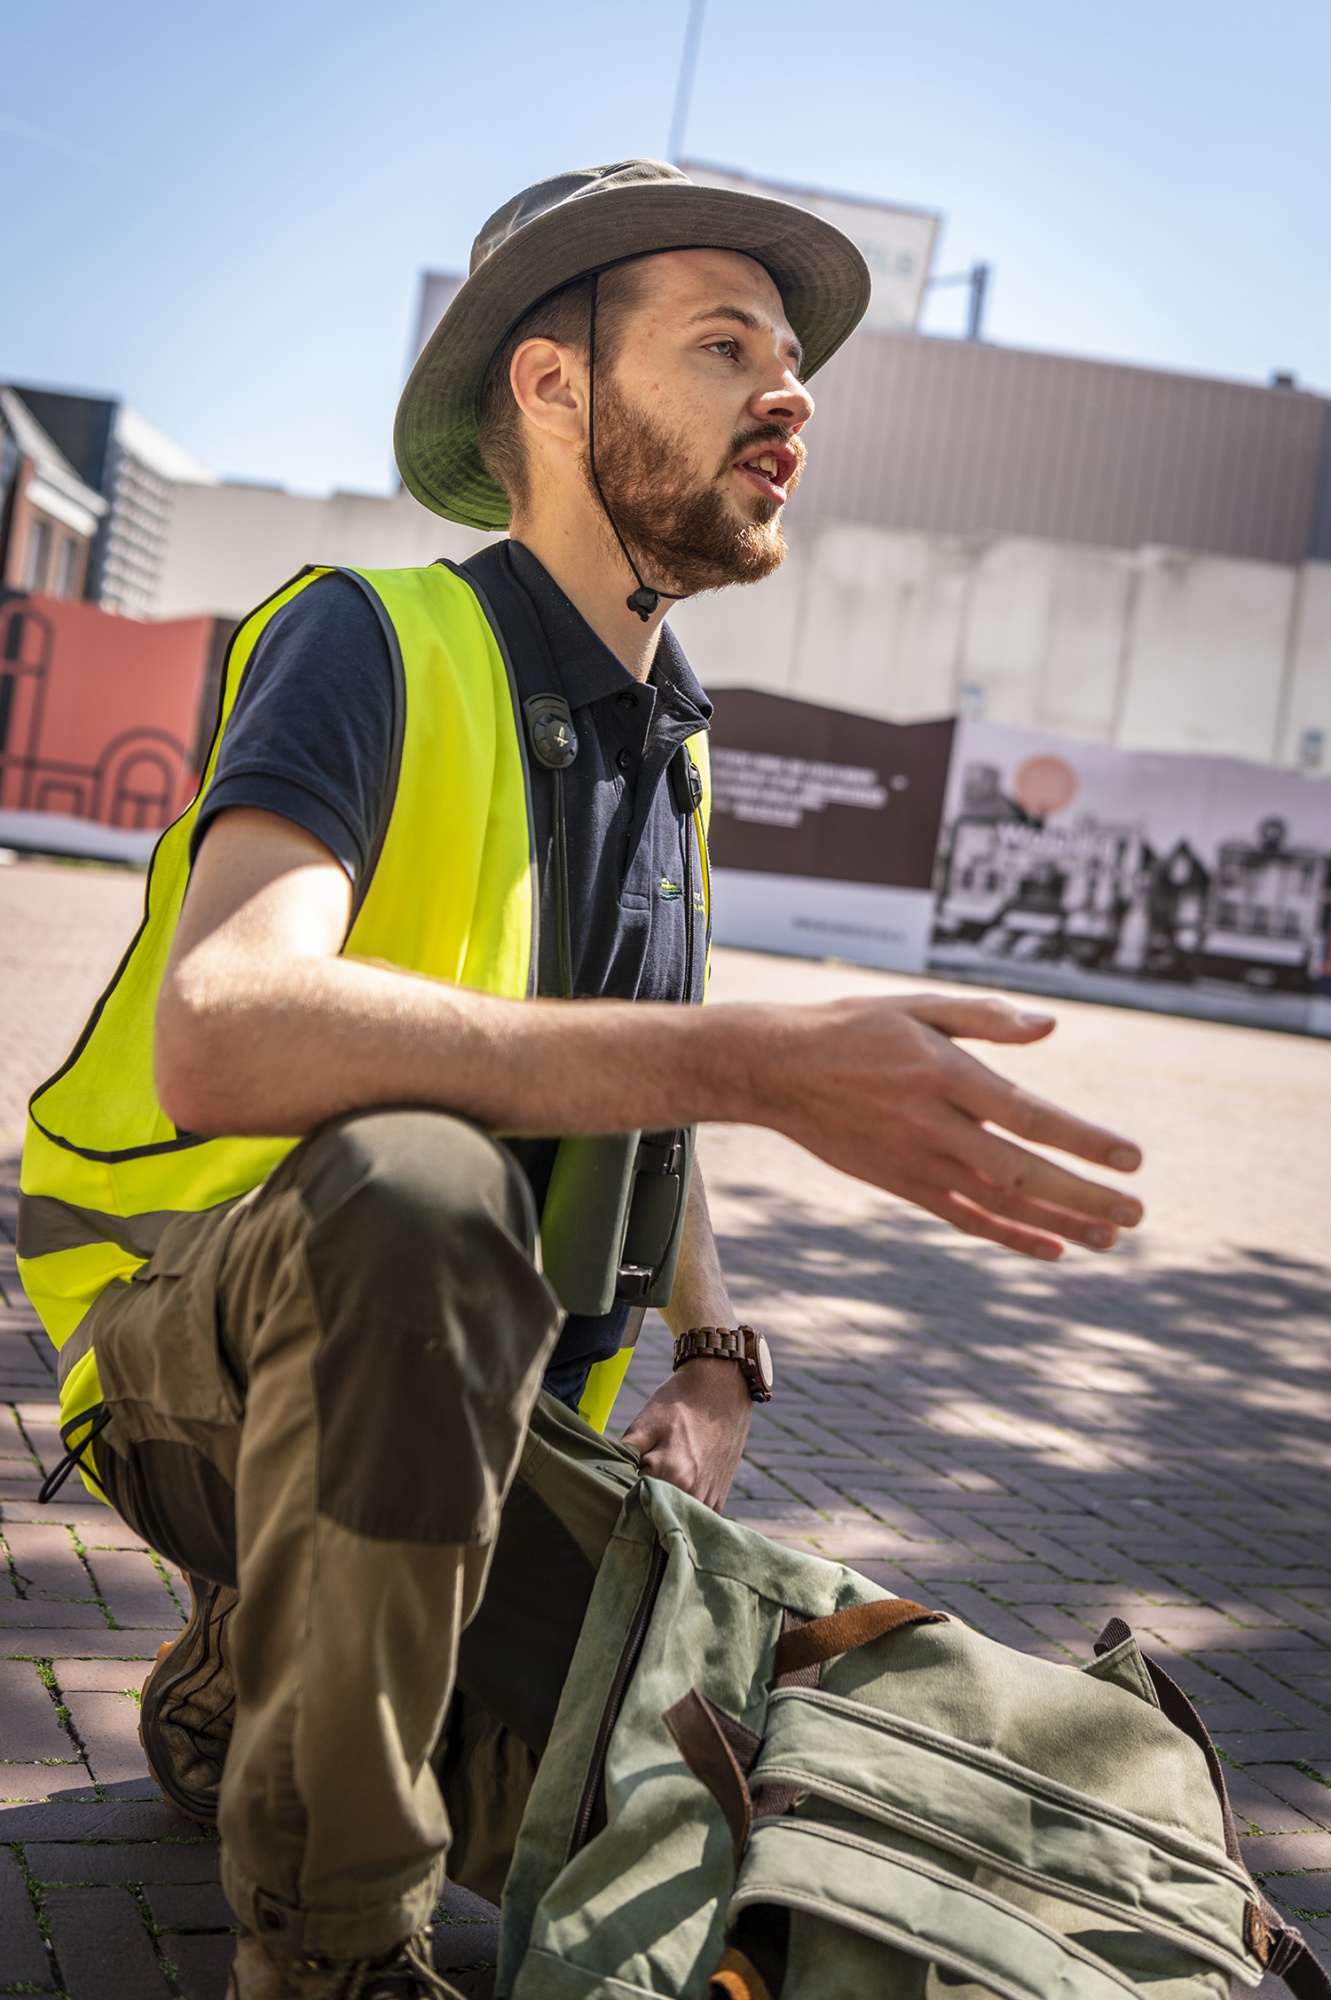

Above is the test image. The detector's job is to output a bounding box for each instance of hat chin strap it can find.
[586,272,687,624]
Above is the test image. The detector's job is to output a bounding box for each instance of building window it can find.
[54,535,82,599]
[23,517,53,592]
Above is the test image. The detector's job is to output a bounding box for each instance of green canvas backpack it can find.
[495,1475,1328,2000]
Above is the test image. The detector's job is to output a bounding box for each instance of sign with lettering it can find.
[704,693,1331,1033]
[706,688,954,971]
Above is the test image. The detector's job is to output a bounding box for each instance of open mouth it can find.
[734,439,799,504]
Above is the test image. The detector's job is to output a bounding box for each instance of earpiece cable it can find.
[587,272,686,623]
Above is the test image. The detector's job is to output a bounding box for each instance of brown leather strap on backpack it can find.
[1095,1619,1331,2000]
[773,1597,949,1681]
[663,1687,762,1861]
[663,1602,948,1861]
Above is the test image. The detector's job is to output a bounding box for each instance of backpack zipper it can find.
[569,1541,668,1856]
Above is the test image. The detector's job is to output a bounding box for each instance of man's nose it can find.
[751,370,815,432]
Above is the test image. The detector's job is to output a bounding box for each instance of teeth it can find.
[754,454,780,477]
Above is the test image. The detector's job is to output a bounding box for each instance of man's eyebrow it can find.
[685,303,804,370]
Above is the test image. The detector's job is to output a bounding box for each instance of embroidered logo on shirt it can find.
[659,879,682,900]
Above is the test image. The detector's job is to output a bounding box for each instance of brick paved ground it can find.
[3,855,1330,1996]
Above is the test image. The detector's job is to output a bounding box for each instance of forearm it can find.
[160,813,1147,1264]
[158,944,772,1138]
[623,1167,752,1509]
[662,1170,735,1338]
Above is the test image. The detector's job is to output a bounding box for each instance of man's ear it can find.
[510,338,586,446]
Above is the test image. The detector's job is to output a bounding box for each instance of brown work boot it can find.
[227,1928,466,1999]
[139,1573,237,1823]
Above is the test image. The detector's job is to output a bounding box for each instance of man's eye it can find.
[707,338,738,359]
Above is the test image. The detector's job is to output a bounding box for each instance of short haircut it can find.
[476,260,646,511]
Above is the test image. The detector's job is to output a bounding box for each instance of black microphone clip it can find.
[626,586,661,621]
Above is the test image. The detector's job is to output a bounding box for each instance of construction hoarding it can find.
[0,591,220,863]
[706,690,956,972]
[709,691,1331,1035]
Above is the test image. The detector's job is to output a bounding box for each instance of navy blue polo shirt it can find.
[194,540,711,1407]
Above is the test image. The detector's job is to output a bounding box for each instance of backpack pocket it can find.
[671,1678,1253,1997]
[728,1815,1176,2000]
[744,1687,1255,1987]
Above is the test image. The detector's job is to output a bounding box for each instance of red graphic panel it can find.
[0,595,212,831]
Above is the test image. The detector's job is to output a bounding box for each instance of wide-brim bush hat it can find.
[395,158,872,531]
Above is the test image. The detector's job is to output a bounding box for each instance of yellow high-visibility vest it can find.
[17,562,711,1491]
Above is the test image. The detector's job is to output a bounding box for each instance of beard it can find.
[586,373,805,598]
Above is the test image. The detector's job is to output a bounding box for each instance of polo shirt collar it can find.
[506,540,711,726]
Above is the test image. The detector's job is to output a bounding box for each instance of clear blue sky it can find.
[4,0,1328,496]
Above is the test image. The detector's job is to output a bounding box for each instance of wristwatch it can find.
[672,1324,774,1402]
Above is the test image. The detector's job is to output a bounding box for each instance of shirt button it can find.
[616,691,637,711]
[616,747,634,771]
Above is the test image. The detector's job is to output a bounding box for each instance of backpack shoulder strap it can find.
[1095,1619,1331,1998]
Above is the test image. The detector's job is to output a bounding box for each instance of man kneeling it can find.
[19,160,1142,1999]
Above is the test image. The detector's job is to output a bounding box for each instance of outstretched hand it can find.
[768,992,1144,1261]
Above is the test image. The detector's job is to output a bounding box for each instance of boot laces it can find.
[303,1928,456,2000]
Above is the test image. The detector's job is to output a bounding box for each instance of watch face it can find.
[750,1330,774,1395]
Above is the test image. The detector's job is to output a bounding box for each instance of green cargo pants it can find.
[79,1107,637,1956]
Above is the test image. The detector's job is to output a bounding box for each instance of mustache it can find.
[722,421,807,485]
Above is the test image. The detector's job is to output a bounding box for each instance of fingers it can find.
[793,991,1144,1255]
[907,993,1057,1046]
[942,1040,1143,1175]
[620,1416,659,1459]
[904,1182,1067,1260]
[941,1164,1130,1251]
[634,1439,726,1511]
[898,995,1144,1172]
[933,1103,1144,1228]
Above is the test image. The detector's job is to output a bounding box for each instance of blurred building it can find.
[6,385,215,616]
[790,333,1331,563]
[150,479,489,622]
[11,277,1330,778]
[671,331,1331,775]
[681,161,941,334]
[409,265,1331,770]
[0,388,107,599]
[5,375,487,626]
[414,272,463,362]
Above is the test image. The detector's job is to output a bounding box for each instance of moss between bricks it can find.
[64,1525,114,1629]
[147,1551,187,1621]
[9,1841,55,1956]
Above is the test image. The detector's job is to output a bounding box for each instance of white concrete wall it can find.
[1117,551,1297,759]
[153,481,493,619]
[149,475,1331,772]
[678,525,1331,771]
[1280,563,1331,767]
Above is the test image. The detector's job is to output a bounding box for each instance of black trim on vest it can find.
[434,555,542,999]
[331,568,408,933]
[23,560,534,1173]
[24,565,326,1166]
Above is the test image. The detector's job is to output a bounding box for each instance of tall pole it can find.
[966,262,991,341]
[668,0,708,164]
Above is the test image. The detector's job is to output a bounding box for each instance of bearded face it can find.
[585,370,806,598]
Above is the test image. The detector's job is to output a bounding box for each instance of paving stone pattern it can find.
[3,856,1331,1995]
